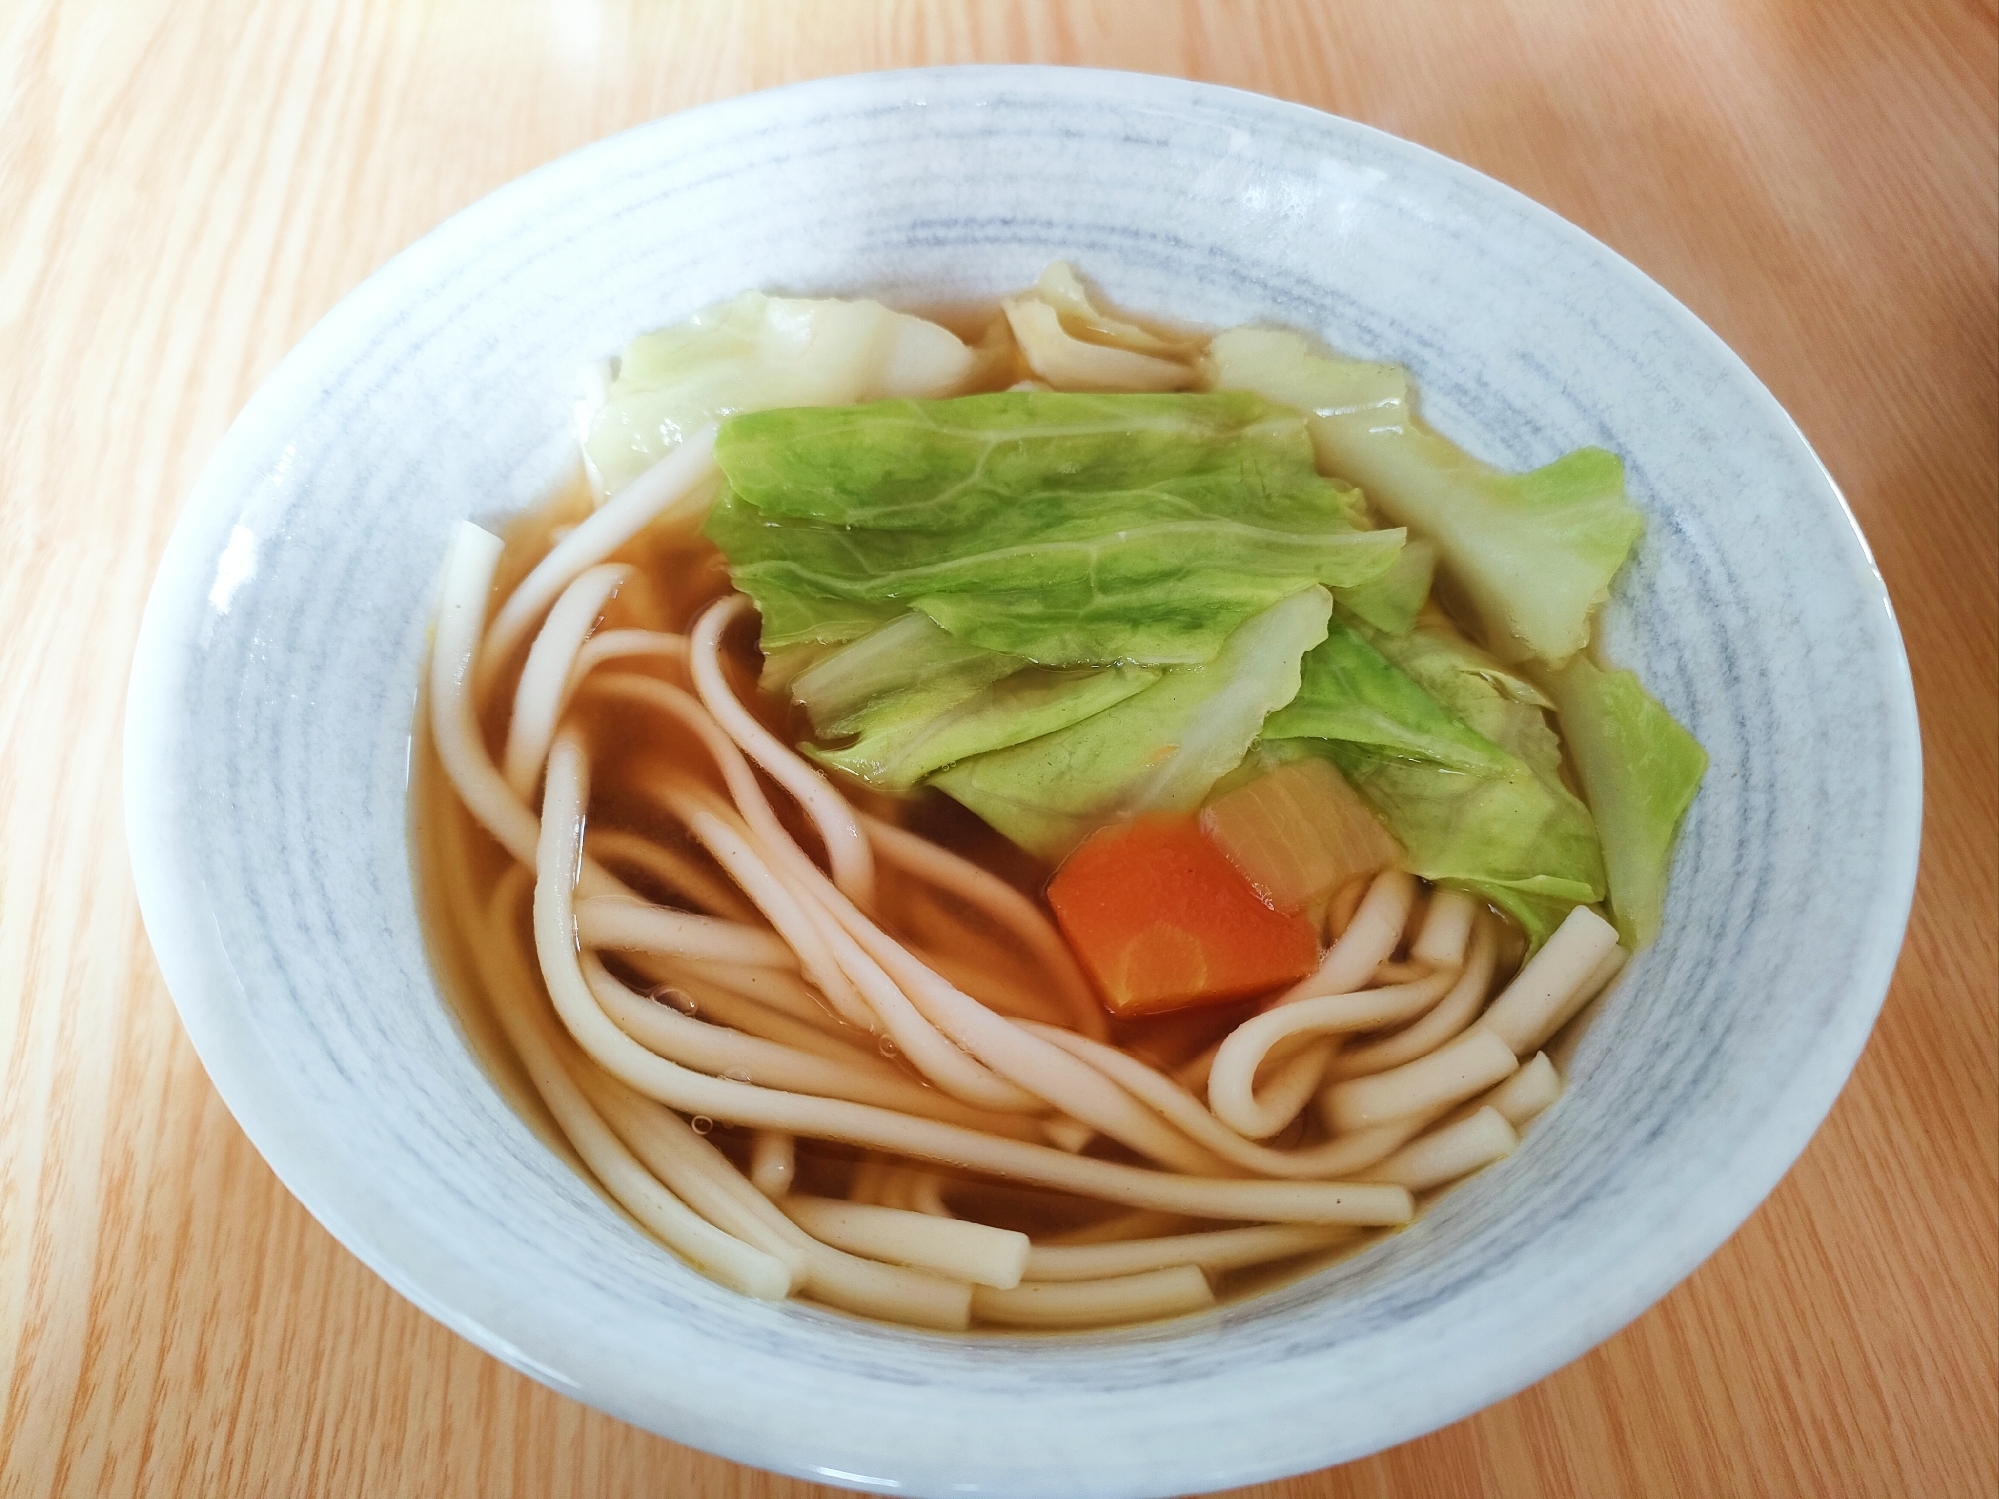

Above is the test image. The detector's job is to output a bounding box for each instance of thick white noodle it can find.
[1410,889,1479,966]
[534,736,1413,1227]
[593,675,890,1031]
[572,628,688,680]
[582,955,1028,1130]
[1023,1224,1354,1283]
[586,1071,974,1330]
[1360,1106,1519,1191]
[1206,968,1461,1139]
[861,812,1109,1041]
[1210,1041,1338,1141]
[1581,942,1629,998]
[502,563,631,797]
[689,595,876,908]
[972,1265,1215,1328]
[469,869,793,1299]
[661,779,1046,1113]
[431,525,546,865]
[1482,1051,1564,1127]
[1475,905,1623,1056]
[430,523,630,901]
[796,1250,973,1331]
[1024,1023,1432,1180]
[583,827,756,923]
[642,780,883,1035]
[1273,870,1418,1007]
[575,896,796,968]
[1328,919,1499,1081]
[781,1197,1030,1290]
[1552,943,1630,1051]
[477,427,718,695]
[913,941,1074,1028]
[580,1070,809,1280]
[632,969,877,1063]
[661,959,853,1036]
[1321,1028,1520,1132]
[807,865,1230,1173]
[749,1129,794,1197]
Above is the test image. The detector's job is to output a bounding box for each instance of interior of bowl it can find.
[125,67,1920,1499]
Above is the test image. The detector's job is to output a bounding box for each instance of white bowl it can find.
[124,67,1921,1498]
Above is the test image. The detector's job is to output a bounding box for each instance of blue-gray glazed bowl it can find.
[125,67,1921,1498]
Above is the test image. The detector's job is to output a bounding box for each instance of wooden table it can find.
[3,3,1993,1495]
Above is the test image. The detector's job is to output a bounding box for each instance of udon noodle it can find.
[416,271,1693,1331]
[420,507,1624,1333]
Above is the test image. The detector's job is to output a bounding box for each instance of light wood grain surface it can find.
[2,3,1993,1495]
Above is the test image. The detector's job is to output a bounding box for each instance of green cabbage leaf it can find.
[1539,655,1707,947]
[706,391,1401,666]
[1262,614,1606,944]
[583,291,978,494]
[930,588,1333,860]
[1207,327,1643,663]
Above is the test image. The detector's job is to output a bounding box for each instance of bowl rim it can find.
[124,63,1923,1496]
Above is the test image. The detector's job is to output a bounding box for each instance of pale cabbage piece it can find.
[813,662,1161,792]
[582,292,977,494]
[999,262,1206,392]
[1539,655,1707,948]
[782,609,1163,794]
[1202,326,1408,441]
[1335,536,1436,634]
[707,391,1399,665]
[1206,326,1643,664]
[1028,262,1206,359]
[1002,299,1195,393]
[792,612,1022,736]
[930,587,1333,862]
[1370,619,1562,776]
[1261,613,1605,946]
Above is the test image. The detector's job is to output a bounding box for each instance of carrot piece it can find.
[1047,817,1321,1018]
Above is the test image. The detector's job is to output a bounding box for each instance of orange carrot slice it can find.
[1047,817,1320,1018]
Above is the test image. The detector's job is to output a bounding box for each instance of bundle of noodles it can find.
[419,427,1629,1332]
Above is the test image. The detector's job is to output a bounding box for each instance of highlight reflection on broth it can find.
[416,265,1704,1331]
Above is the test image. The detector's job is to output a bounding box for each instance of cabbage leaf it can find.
[1262,614,1605,944]
[814,661,1160,792]
[931,588,1334,861]
[1021,262,1206,360]
[1207,327,1643,664]
[707,391,1402,665]
[1371,621,1563,778]
[1539,655,1707,947]
[792,612,1023,736]
[583,292,977,494]
[1335,537,1436,634]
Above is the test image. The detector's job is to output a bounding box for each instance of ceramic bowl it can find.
[125,67,1921,1498]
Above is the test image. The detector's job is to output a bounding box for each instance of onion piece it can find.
[1201,757,1404,911]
